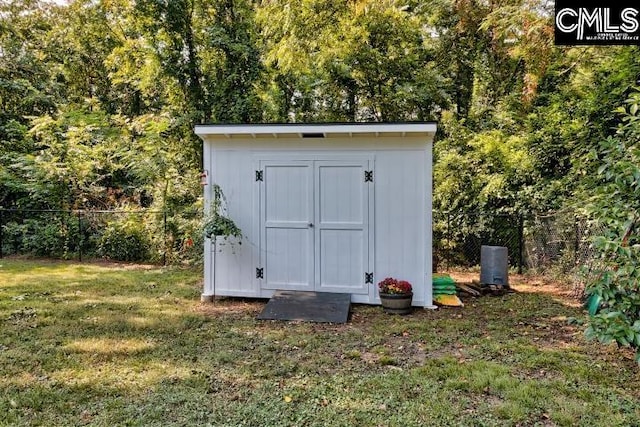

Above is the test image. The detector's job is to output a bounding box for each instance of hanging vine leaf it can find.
[203,184,242,240]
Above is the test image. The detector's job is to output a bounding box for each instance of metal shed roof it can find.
[194,122,437,138]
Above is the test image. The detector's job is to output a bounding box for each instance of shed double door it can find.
[259,158,372,294]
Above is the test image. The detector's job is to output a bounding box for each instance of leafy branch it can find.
[203,184,242,241]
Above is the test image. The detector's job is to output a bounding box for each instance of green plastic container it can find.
[433,274,457,296]
[433,289,457,296]
[433,274,456,286]
[586,294,601,316]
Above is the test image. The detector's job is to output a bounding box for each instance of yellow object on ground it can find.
[433,294,464,307]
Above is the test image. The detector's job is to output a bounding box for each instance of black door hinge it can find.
[365,272,373,284]
[256,268,264,279]
[364,171,373,182]
[255,170,264,181]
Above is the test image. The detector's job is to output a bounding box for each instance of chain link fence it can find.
[3,208,602,276]
[523,213,604,274]
[434,211,523,272]
[434,210,602,278]
[0,208,203,265]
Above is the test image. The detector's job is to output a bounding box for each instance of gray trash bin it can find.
[480,245,509,287]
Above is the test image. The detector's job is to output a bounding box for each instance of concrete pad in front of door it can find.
[257,290,351,323]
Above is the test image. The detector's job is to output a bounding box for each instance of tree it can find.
[257,0,448,122]
[584,91,640,363]
[0,0,62,207]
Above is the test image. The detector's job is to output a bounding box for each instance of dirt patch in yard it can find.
[446,270,578,304]
[196,298,265,317]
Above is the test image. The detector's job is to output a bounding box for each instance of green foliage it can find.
[256,0,446,122]
[435,113,534,215]
[433,107,533,260]
[135,0,263,125]
[0,0,639,282]
[585,91,640,362]
[2,215,79,258]
[97,215,151,262]
[0,0,59,207]
[203,184,241,240]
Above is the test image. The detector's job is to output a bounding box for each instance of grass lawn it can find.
[1,259,639,426]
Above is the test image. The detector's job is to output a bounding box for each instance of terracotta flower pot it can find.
[379,292,413,315]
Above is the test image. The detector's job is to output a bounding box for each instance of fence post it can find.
[163,211,167,266]
[446,212,451,270]
[77,211,83,262]
[574,216,579,266]
[518,214,524,274]
[0,209,3,259]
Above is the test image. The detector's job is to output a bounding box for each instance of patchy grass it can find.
[0,259,639,426]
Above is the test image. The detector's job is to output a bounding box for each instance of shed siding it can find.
[200,131,434,306]
[373,150,427,306]
[208,149,259,296]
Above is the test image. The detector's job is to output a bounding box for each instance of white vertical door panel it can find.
[261,162,314,290]
[315,161,369,294]
[259,157,372,295]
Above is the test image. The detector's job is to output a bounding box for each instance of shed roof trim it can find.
[195,123,437,138]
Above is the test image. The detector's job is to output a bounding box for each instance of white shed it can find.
[195,123,437,308]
